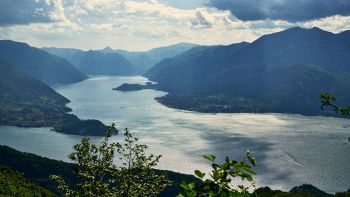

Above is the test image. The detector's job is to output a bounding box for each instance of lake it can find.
[0,75,349,193]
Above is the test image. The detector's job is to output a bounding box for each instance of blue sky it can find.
[1,0,350,51]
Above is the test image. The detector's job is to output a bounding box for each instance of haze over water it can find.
[0,75,349,193]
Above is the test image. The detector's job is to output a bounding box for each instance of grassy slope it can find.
[0,145,198,196]
[0,166,55,197]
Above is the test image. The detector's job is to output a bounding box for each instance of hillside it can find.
[0,145,199,197]
[43,48,139,75]
[0,61,108,136]
[0,40,87,85]
[0,166,55,197]
[145,27,350,115]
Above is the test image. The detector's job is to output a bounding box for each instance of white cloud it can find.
[0,0,66,26]
[0,0,350,51]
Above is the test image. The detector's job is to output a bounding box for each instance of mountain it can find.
[0,59,70,115]
[103,43,199,73]
[0,40,87,85]
[145,27,350,115]
[0,60,108,136]
[43,47,138,75]
[44,43,198,74]
[78,50,138,75]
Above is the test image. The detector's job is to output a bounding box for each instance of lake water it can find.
[0,75,349,193]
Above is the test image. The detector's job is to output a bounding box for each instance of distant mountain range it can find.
[146,27,350,115]
[44,43,198,75]
[0,40,87,85]
[105,43,199,73]
[43,48,139,76]
[0,60,108,136]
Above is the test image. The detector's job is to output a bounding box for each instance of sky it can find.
[1,0,350,51]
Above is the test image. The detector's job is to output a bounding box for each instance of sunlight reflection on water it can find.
[0,75,349,193]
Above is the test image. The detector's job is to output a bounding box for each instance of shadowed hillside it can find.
[145,27,350,115]
[0,40,87,85]
[0,61,108,136]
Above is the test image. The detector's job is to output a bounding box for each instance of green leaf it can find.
[194,170,205,179]
[180,181,190,190]
[242,166,256,175]
[203,155,216,162]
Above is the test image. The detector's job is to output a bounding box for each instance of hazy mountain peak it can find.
[0,40,87,85]
[103,46,113,50]
[101,46,115,53]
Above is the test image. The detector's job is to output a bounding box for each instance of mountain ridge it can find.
[45,42,199,74]
[43,47,138,76]
[0,60,109,136]
[145,27,350,115]
[0,40,87,85]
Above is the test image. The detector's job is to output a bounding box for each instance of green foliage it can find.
[320,93,350,116]
[335,189,350,197]
[0,145,198,196]
[253,187,327,197]
[289,184,332,196]
[0,166,55,197]
[177,150,256,197]
[50,123,171,197]
[156,94,259,113]
[0,145,77,194]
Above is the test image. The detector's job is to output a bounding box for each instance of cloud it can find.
[1,0,350,51]
[192,10,213,29]
[0,0,65,26]
[208,0,350,22]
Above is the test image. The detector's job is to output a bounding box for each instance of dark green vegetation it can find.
[0,166,55,197]
[155,94,260,113]
[43,47,138,76]
[0,145,76,195]
[254,185,350,197]
[113,82,155,91]
[253,186,329,197]
[146,27,350,116]
[178,152,256,197]
[0,61,108,136]
[179,153,349,197]
[289,184,332,196]
[51,125,171,196]
[0,40,87,85]
[320,93,350,116]
[0,144,199,197]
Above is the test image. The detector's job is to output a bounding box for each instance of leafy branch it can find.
[319,93,350,116]
[50,123,171,197]
[177,150,256,197]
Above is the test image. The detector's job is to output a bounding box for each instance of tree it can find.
[50,123,171,197]
[177,150,256,197]
[319,93,350,116]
